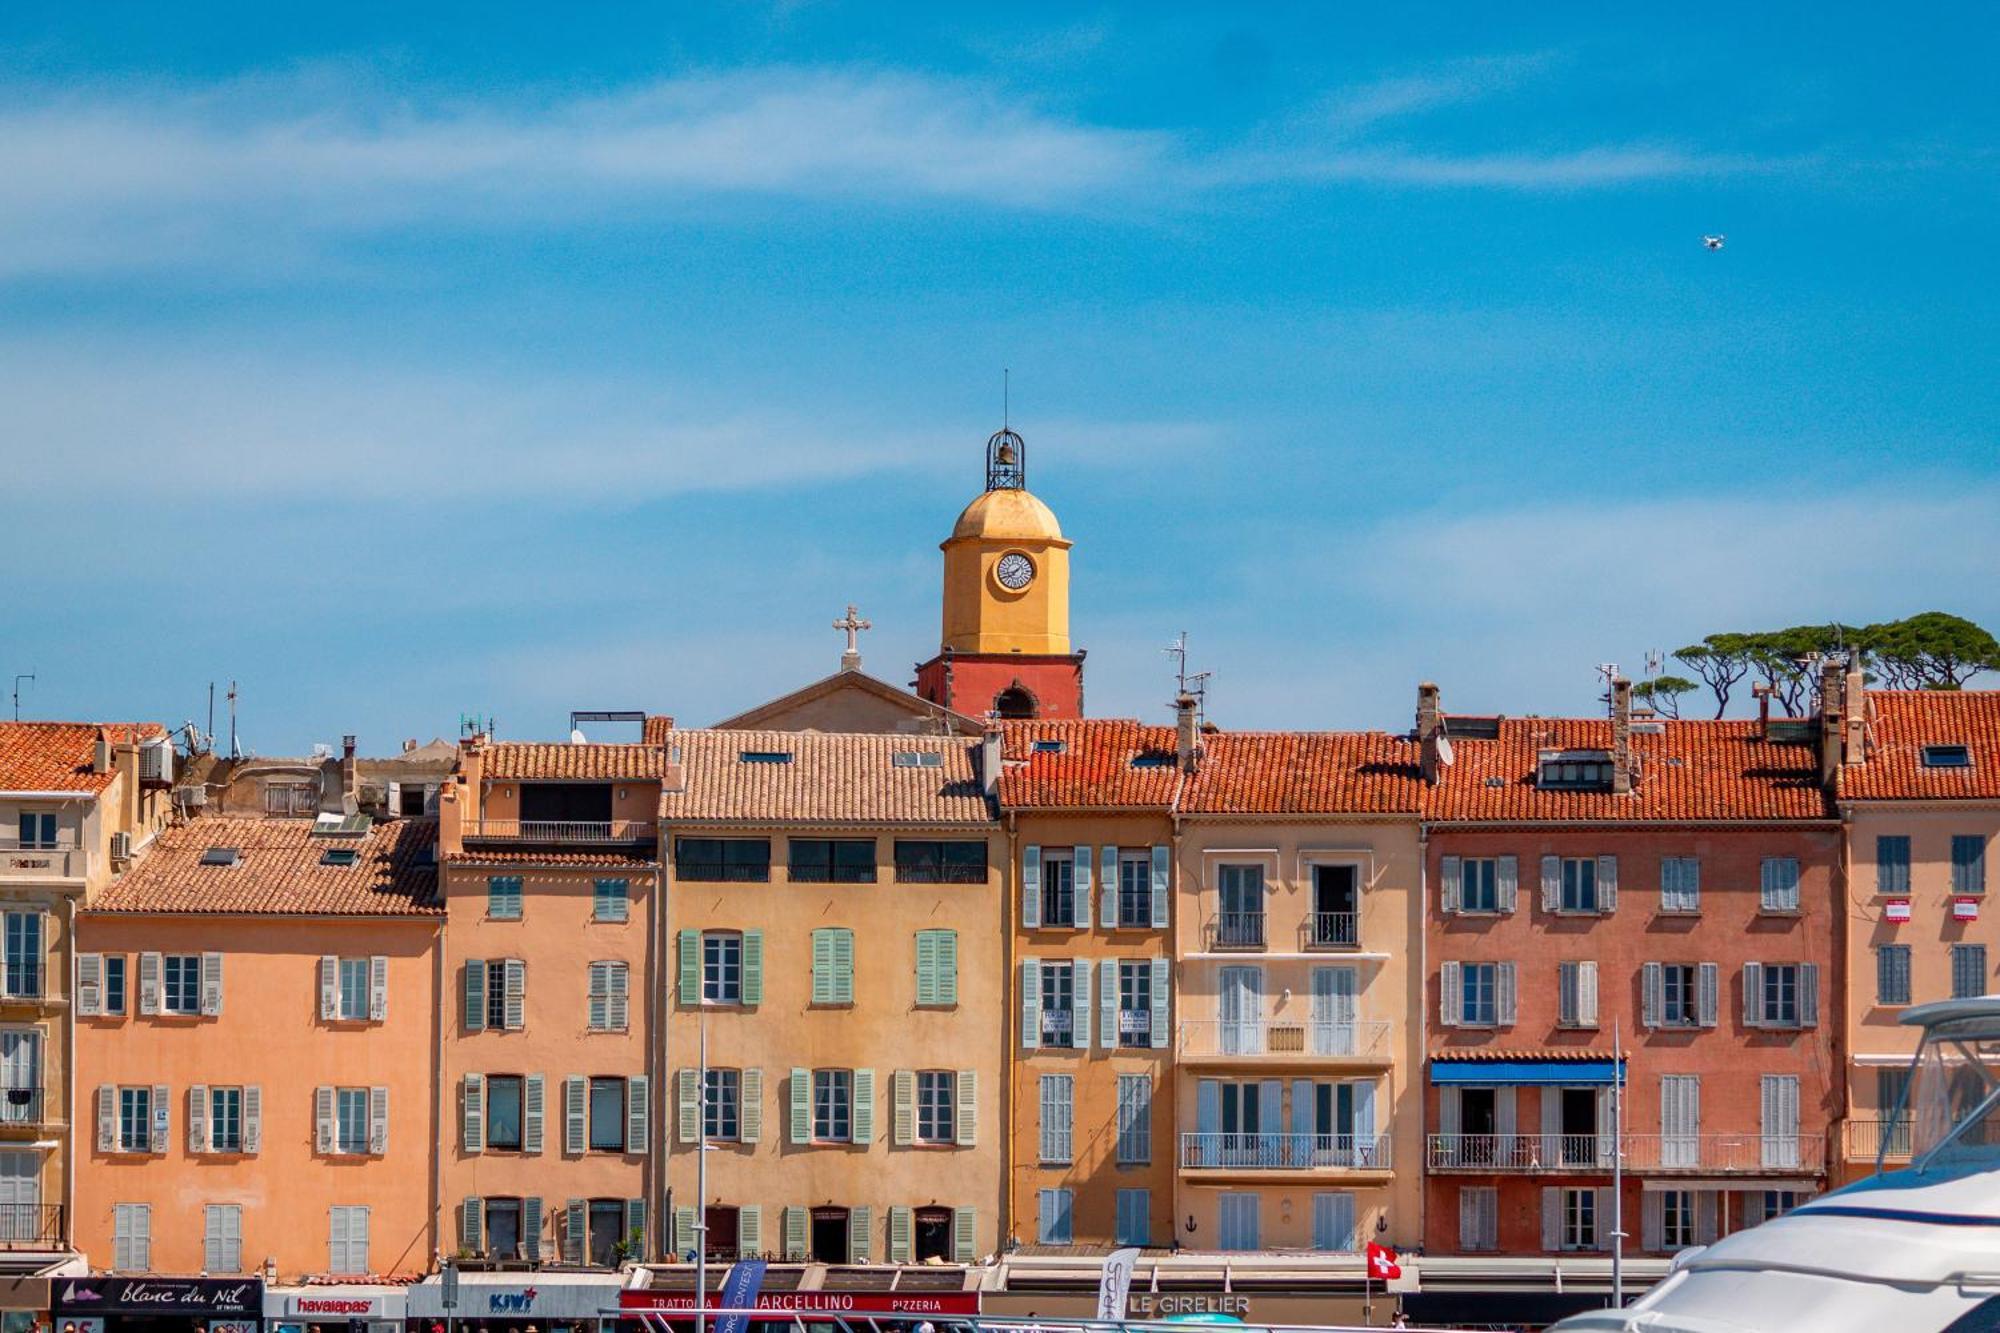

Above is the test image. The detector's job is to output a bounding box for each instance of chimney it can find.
[1416,682,1445,785]
[1818,660,1846,788]
[1610,677,1634,795]
[1844,665,1868,765]
[1176,694,1201,774]
[1753,682,1773,738]
[980,728,1004,799]
[92,730,113,775]
[340,734,358,816]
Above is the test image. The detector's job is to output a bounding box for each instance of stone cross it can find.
[834,603,872,672]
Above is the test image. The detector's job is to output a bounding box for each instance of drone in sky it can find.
[1702,234,1726,250]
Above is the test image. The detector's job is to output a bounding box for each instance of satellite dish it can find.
[1436,734,1455,767]
[569,728,588,745]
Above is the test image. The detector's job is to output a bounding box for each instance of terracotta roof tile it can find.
[1841,690,2000,800]
[482,742,668,780]
[445,850,658,869]
[1420,717,1831,823]
[659,730,993,825]
[1179,731,1424,816]
[0,721,165,795]
[997,719,1181,809]
[1432,1048,1625,1063]
[91,816,440,915]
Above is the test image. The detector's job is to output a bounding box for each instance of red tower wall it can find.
[914,652,1086,720]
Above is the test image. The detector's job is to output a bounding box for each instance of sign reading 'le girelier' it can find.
[56,1278,265,1317]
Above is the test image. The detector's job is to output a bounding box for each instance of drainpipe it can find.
[1003,812,1019,1251]
[431,917,446,1270]
[652,828,669,1262]
[65,891,78,1252]
[1168,811,1186,1257]
[1416,822,1429,1256]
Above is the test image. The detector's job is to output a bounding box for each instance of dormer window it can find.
[200,847,240,867]
[1033,740,1066,755]
[1923,745,1974,769]
[1537,750,1615,791]
[738,750,793,765]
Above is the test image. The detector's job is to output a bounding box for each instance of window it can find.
[593,878,630,922]
[812,1070,853,1142]
[1757,1191,1802,1222]
[1659,964,1700,1027]
[1539,750,1614,790]
[890,750,944,769]
[1462,962,1498,1026]
[1117,851,1153,927]
[1040,852,1075,927]
[485,1076,524,1152]
[1116,1074,1152,1165]
[1878,945,1913,1006]
[1953,944,1989,1001]
[1562,1187,1598,1250]
[163,954,201,1014]
[199,846,239,867]
[676,838,772,882]
[1458,858,1499,913]
[1033,739,1065,754]
[1039,1074,1074,1164]
[487,875,523,920]
[113,1202,151,1270]
[703,934,743,1004]
[337,958,370,1021]
[1762,965,1802,1027]
[397,784,432,816]
[1,913,40,997]
[1660,857,1701,913]
[15,813,57,849]
[1760,857,1801,912]
[1115,1189,1150,1246]
[326,1204,370,1273]
[1877,836,1912,894]
[1559,858,1599,912]
[204,1203,242,1272]
[1118,961,1153,1048]
[335,1088,368,1154]
[104,955,127,1015]
[209,1087,243,1153]
[894,840,988,884]
[788,839,877,883]
[1039,962,1075,1047]
[485,967,511,1031]
[589,1077,627,1152]
[1659,1190,1695,1250]
[916,1071,954,1144]
[739,749,793,764]
[705,1070,740,1141]
[1955,836,1989,895]
[588,961,629,1031]
[1923,745,1974,769]
[484,1197,523,1261]
[264,782,316,815]
[118,1086,151,1152]
[1038,1188,1074,1244]
[320,847,359,867]
[1216,864,1265,945]
[1459,1187,1498,1252]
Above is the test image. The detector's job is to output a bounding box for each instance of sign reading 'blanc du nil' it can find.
[56,1278,265,1317]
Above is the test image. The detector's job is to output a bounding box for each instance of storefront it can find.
[1,1272,58,1333]
[406,1274,623,1333]
[265,1287,407,1333]
[51,1276,263,1333]
[619,1289,981,1329]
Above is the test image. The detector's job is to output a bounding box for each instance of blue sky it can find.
[2,3,1995,752]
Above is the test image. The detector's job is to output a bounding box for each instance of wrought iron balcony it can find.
[1427,1133,1611,1171]
[1180,1131,1392,1172]
[1177,1018,1392,1062]
[0,1089,44,1128]
[1426,1132,1826,1174]
[0,1203,63,1248]
[1206,912,1267,950]
[462,819,656,845]
[1845,1118,1912,1162]
[1303,911,1360,949]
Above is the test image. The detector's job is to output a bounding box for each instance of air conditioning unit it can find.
[139,739,174,783]
[110,831,133,862]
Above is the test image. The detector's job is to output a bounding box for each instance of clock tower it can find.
[914,426,1086,719]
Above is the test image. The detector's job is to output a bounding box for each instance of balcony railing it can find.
[1206,912,1267,950]
[1427,1132,1827,1174]
[1180,1132,1392,1172]
[0,1203,63,1248]
[1304,912,1359,949]
[0,1089,45,1126]
[462,820,656,844]
[1178,1019,1392,1060]
[893,863,990,885]
[786,865,878,884]
[676,862,771,883]
[0,838,85,880]
[1845,1118,1913,1162]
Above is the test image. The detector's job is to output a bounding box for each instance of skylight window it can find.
[1033,740,1066,754]
[200,847,240,867]
[1130,753,1173,769]
[310,813,373,838]
[891,751,944,769]
[1923,745,1974,769]
[320,848,360,867]
[739,750,794,765]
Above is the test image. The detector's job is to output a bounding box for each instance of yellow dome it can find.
[949,487,1065,543]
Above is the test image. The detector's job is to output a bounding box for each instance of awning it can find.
[1432,1059,1625,1086]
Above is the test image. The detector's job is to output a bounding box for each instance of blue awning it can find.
[1432,1059,1624,1086]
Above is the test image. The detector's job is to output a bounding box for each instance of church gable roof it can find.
[710,669,983,736]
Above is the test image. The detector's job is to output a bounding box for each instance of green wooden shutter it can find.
[783,1206,808,1260]
[741,1068,762,1143]
[625,1074,650,1153]
[1150,958,1171,1048]
[677,1070,699,1144]
[915,933,938,1007]
[463,959,486,1032]
[523,1074,545,1155]
[812,929,835,1005]
[673,1207,696,1258]
[956,1069,977,1147]
[462,1074,484,1153]
[1020,958,1041,1050]
[461,1197,483,1255]
[852,1069,875,1143]
[678,930,701,1004]
[523,1197,544,1263]
[789,1068,810,1144]
[739,1205,762,1257]
[563,1199,584,1265]
[564,1076,586,1155]
[1151,845,1170,929]
[893,1070,915,1147]
[952,1207,976,1262]
[1021,845,1042,928]
[849,1205,873,1263]
[888,1206,913,1264]
[742,930,764,1005]
[626,1198,647,1258]
[833,929,854,1005]
[937,930,958,1005]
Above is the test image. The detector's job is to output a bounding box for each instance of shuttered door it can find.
[1217,1194,1259,1251]
[1661,1076,1699,1168]
[1761,1075,1800,1168]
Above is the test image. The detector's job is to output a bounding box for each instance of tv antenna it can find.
[1164,631,1212,719]
[1595,661,1621,715]
[11,671,33,722]
[1643,650,1664,681]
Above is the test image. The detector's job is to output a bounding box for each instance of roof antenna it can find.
[1164,631,1212,725]
[227,679,240,760]
[1595,662,1620,716]
[1002,368,1010,431]
[11,671,33,723]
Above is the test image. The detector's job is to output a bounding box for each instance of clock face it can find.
[994,552,1036,591]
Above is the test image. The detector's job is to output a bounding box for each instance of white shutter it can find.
[1151,958,1171,1048]
[1578,960,1599,1027]
[1541,856,1561,913]
[315,1085,336,1154]
[1020,958,1041,1050]
[743,1067,763,1143]
[893,1070,915,1147]
[77,953,104,1017]
[1073,958,1092,1051]
[1597,855,1618,913]
[1497,962,1517,1026]
[200,951,223,1015]
[1021,846,1042,929]
[1643,1191,1663,1253]
[626,1074,650,1152]
[319,956,339,1021]
[609,962,629,1031]
[956,1069,977,1147]
[1498,855,1519,914]
[1542,1187,1562,1251]
[243,1085,262,1154]
[1801,964,1821,1028]
[462,1074,484,1153]
[1440,961,1462,1028]
[187,1084,208,1154]
[524,1074,545,1154]
[1743,963,1764,1027]
[1100,959,1119,1048]
[1072,845,1092,927]
[1642,962,1663,1028]
[369,955,388,1021]
[138,952,161,1015]
[1440,855,1461,913]
[149,1083,169,1153]
[503,958,526,1030]
[565,1076,587,1155]
[1698,962,1720,1028]
[1150,845,1170,929]
[1100,847,1119,927]
[370,1086,389,1154]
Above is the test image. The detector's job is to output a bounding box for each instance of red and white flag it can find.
[1365,1241,1402,1281]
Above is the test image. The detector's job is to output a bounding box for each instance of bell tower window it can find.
[993,686,1038,720]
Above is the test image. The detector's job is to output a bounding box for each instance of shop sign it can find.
[487,1290,539,1315]
[619,1291,980,1317]
[56,1279,264,1318]
[1884,898,1912,922]
[1955,897,1980,921]
[291,1298,390,1318]
[1127,1295,1252,1318]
